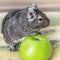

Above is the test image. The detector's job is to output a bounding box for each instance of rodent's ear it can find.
[30,3,37,9]
[27,3,37,12]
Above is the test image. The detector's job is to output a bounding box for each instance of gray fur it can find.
[1,4,50,51]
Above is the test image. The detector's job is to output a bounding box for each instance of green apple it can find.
[19,34,52,60]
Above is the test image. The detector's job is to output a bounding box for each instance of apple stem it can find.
[35,38,39,40]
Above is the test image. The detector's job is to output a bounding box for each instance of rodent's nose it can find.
[43,19,50,27]
[46,19,50,26]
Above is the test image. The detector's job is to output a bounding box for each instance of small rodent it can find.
[1,3,50,51]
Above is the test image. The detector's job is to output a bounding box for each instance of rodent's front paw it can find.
[31,31,41,35]
[35,31,42,34]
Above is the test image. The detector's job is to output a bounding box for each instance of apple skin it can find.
[19,34,52,60]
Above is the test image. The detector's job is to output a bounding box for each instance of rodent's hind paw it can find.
[10,48,17,52]
[10,45,17,52]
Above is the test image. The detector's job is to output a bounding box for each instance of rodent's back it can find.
[2,9,30,40]
[1,9,21,34]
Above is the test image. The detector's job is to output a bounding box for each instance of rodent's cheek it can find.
[38,20,43,23]
[39,21,49,28]
[28,19,34,22]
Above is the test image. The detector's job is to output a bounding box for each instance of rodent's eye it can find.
[38,18,43,23]
[39,18,43,21]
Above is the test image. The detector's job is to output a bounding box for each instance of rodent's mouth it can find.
[39,24,49,28]
[36,26,40,28]
[28,24,39,29]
